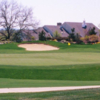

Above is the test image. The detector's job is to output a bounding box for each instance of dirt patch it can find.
[18,44,59,51]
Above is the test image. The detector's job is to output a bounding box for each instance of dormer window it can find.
[60,27,63,31]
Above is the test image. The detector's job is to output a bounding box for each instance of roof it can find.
[63,22,100,37]
[22,30,39,40]
[34,27,52,38]
[43,25,69,37]
[44,25,62,33]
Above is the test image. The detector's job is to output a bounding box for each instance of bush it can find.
[81,36,89,44]
[81,35,98,44]
[68,28,76,42]
[88,27,97,35]
[53,31,61,38]
[89,35,98,43]
[0,36,6,41]
[75,33,82,44]
[39,31,46,41]
[12,31,23,43]
[68,33,76,42]
[31,36,35,41]
[52,37,69,42]
[46,37,52,40]
[60,40,67,43]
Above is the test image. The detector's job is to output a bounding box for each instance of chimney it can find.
[57,23,62,26]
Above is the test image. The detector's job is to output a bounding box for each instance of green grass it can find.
[0,88,100,100]
[0,41,100,53]
[0,41,100,88]
[0,64,100,81]
[0,52,100,66]
[1,78,100,88]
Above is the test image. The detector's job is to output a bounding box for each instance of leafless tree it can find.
[0,0,38,40]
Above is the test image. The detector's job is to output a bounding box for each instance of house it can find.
[23,21,100,40]
[62,21,100,37]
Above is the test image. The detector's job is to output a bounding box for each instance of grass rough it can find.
[0,88,100,100]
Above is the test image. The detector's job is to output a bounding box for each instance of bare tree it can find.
[0,0,38,40]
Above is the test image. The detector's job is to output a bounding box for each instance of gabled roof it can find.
[34,27,52,38]
[43,25,69,37]
[44,25,62,33]
[33,27,45,34]
[63,22,100,37]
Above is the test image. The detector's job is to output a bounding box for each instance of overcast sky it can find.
[5,0,100,27]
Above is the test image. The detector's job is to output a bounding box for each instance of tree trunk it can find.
[6,27,11,40]
[7,33,10,40]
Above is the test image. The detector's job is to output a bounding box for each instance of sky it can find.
[4,0,100,28]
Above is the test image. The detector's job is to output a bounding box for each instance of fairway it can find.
[0,52,100,66]
[0,42,100,88]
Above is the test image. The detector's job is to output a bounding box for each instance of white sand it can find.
[18,44,59,51]
[0,86,100,93]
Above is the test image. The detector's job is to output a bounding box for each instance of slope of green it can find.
[0,64,100,81]
[0,41,100,53]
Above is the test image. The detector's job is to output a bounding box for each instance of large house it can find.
[22,21,100,40]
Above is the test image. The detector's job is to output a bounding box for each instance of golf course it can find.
[0,41,100,99]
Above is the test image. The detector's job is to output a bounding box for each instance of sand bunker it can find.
[18,44,59,51]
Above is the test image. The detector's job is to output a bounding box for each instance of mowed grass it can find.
[0,41,100,53]
[1,78,100,88]
[0,41,100,88]
[0,52,100,66]
[0,88,100,100]
[0,64,100,81]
